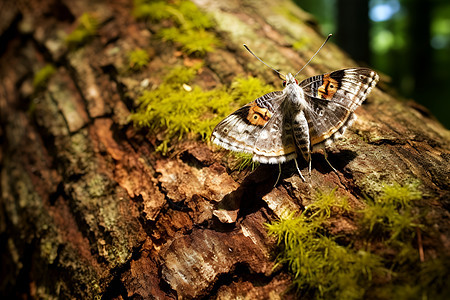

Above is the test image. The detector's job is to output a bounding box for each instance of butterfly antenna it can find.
[243,44,285,78]
[294,34,332,78]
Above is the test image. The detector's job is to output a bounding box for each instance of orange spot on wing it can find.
[318,74,339,100]
[246,103,272,126]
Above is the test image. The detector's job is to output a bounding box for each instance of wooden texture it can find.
[1,0,449,299]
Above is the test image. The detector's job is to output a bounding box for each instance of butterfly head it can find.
[282,73,298,87]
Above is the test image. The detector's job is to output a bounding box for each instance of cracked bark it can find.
[1,0,449,299]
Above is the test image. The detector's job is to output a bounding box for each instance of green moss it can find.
[292,37,311,51]
[232,152,260,172]
[163,64,199,85]
[127,48,150,71]
[306,188,350,219]
[379,181,422,207]
[131,85,232,154]
[132,0,172,21]
[130,65,275,155]
[65,13,99,49]
[33,64,56,90]
[417,257,450,298]
[360,181,422,242]
[130,64,230,154]
[160,27,219,56]
[133,0,219,56]
[230,76,275,106]
[275,7,305,25]
[373,256,450,300]
[267,189,383,299]
[177,1,214,29]
[267,181,449,299]
[133,0,214,29]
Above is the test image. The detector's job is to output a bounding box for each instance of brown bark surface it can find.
[1,0,449,299]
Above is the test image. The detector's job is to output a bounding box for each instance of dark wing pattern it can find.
[300,68,379,145]
[211,91,286,156]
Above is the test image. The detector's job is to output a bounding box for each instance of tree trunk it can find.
[1,0,449,299]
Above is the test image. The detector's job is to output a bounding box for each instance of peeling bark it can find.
[1,0,449,299]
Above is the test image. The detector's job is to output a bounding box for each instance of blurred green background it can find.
[295,0,450,129]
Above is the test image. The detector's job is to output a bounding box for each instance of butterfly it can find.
[211,39,379,182]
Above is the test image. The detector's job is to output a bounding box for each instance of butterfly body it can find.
[211,68,379,170]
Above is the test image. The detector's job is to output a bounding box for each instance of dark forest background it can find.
[295,0,450,129]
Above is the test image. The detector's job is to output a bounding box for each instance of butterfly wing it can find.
[211,91,286,155]
[303,96,355,146]
[251,105,298,164]
[212,68,379,164]
[300,68,379,145]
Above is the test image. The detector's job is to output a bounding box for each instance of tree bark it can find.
[1,0,449,299]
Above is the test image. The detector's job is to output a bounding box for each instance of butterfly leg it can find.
[316,143,338,173]
[294,158,306,182]
[273,163,282,187]
[308,155,312,176]
[323,149,338,173]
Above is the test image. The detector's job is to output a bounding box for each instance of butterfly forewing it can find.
[211,91,285,154]
[300,68,378,109]
[301,68,379,145]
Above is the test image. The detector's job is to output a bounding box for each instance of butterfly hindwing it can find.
[303,95,354,145]
[252,106,297,164]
